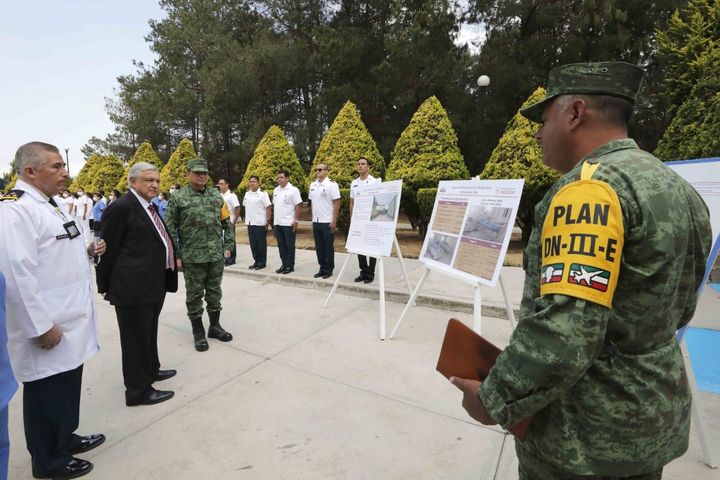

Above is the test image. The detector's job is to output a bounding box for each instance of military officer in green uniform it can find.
[452,62,712,479]
[164,157,235,352]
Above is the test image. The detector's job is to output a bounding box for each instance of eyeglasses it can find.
[315,168,326,172]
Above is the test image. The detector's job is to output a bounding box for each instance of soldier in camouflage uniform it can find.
[164,157,235,352]
[452,62,712,479]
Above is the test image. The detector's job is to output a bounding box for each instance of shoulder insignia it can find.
[220,202,230,221]
[539,175,624,308]
[1,189,25,201]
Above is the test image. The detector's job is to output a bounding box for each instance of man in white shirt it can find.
[272,169,302,274]
[217,178,240,266]
[0,142,106,480]
[309,163,341,279]
[242,176,272,270]
[349,157,381,283]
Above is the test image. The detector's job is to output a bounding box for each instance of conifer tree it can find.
[654,0,720,160]
[117,142,164,191]
[240,126,306,198]
[86,155,124,194]
[386,96,467,233]
[310,101,385,188]
[160,138,197,192]
[481,87,559,244]
[70,154,104,191]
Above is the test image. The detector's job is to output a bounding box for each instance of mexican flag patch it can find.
[541,263,564,285]
[567,263,609,291]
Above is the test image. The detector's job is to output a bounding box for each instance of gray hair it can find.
[128,162,159,183]
[554,94,633,126]
[13,142,60,178]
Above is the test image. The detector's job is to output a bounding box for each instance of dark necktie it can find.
[149,204,175,271]
[48,197,59,208]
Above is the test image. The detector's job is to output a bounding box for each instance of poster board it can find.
[345,179,403,258]
[667,158,720,280]
[419,179,524,287]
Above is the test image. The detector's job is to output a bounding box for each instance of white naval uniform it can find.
[349,174,380,200]
[309,177,341,222]
[0,179,99,382]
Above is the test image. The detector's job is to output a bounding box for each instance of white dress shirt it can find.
[309,177,341,223]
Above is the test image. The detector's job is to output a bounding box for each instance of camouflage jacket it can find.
[164,185,234,263]
[479,139,711,475]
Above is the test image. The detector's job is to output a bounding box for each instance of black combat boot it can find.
[190,317,209,352]
[207,311,233,342]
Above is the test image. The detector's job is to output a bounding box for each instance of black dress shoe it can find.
[37,457,93,480]
[126,389,174,407]
[363,276,374,284]
[275,266,286,273]
[154,369,177,381]
[322,273,333,279]
[249,264,257,270]
[282,267,294,274]
[313,272,323,278]
[254,265,266,270]
[70,434,105,455]
[354,274,365,282]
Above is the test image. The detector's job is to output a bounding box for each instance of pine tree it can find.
[160,138,197,192]
[310,101,385,189]
[481,87,559,244]
[240,126,306,199]
[386,96,467,234]
[117,142,164,191]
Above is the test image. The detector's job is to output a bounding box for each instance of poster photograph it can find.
[345,180,403,258]
[420,179,524,286]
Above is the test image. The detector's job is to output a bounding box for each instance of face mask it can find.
[62,193,68,198]
[77,191,83,196]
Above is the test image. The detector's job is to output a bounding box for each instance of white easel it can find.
[390,265,517,339]
[324,236,413,340]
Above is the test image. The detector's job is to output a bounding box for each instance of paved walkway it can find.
[6,245,719,479]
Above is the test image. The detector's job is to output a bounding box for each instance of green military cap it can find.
[187,157,209,173]
[521,61,644,123]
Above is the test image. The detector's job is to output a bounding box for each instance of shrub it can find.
[336,188,351,235]
[117,142,164,191]
[386,96,467,233]
[160,138,197,192]
[87,156,124,194]
[309,101,385,189]
[70,154,104,191]
[239,126,306,200]
[481,87,559,245]
[416,187,437,239]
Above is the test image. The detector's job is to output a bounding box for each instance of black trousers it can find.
[248,225,268,267]
[115,297,164,400]
[312,222,334,274]
[358,255,376,278]
[274,225,296,268]
[24,364,84,477]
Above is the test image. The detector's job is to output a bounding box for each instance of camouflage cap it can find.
[520,62,644,123]
[187,157,209,173]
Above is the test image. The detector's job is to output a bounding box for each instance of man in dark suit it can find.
[97,162,177,407]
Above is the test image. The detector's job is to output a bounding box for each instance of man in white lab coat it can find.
[0,142,106,480]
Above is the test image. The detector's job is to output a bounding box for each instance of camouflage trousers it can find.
[517,445,662,480]
[183,260,224,319]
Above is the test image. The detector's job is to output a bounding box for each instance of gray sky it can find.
[0,0,164,175]
[0,1,484,177]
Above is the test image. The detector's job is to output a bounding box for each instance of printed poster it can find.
[420,179,524,286]
[345,180,402,258]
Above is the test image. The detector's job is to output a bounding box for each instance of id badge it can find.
[62,221,81,239]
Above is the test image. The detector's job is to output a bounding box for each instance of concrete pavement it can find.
[6,245,719,479]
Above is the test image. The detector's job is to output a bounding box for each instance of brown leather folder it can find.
[437,318,532,440]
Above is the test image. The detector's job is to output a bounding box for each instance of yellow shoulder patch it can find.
[539,177,624,308]
[220,202,230,221]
